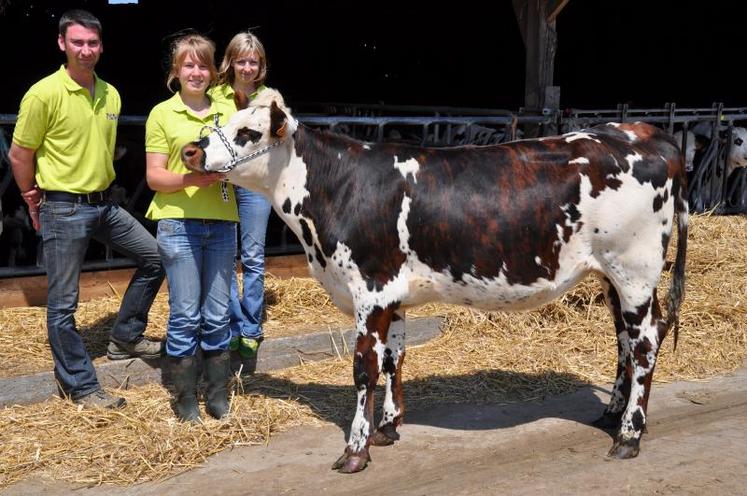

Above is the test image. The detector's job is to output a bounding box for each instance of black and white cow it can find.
[182,88,688,473]
[674,125,747,176]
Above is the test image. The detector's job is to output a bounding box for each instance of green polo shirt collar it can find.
[163,91,225,122]
[57,65,108,109]
[212,84,266,104]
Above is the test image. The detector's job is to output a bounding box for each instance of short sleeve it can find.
[12,93,49,150]
[145,107,169,154]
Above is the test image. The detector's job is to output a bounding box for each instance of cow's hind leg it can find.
[592,276,631,431]
[607,287,666,459]
[371,310,406,446]
[333,304,396,473]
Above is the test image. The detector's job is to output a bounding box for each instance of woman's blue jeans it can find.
[40,199,164,400]
[229,186,272,340]
[157,218,236,357]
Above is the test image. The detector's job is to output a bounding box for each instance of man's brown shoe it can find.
[74,389,126,409]
[107,338,163,360]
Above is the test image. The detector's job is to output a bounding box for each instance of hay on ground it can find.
[0,214,745,487]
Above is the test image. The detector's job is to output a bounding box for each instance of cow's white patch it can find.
[625,152,643,168]
[394,156,420,183]
[363,144,372,150]
[349,388,370,452]
[564,132,602,144]
[372,332,386,370]
[379,316,405,427]
[575,171,673,303]
[397,196,412,254]
[268,154,311,222]
[569,157,590,165]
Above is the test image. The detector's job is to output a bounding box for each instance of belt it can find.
[44,189,110,204]
[185,218,232,224]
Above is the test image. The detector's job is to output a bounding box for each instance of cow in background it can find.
[675,124,747,211]
[182,88,688,473]
[674,124,747,177]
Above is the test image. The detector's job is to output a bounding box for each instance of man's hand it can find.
[21,185,42,231]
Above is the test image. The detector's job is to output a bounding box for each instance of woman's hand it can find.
[185,171,225,188]
[146,152,225,193]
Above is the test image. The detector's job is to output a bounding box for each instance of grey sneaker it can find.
[74,389,126,409]
[107,338,164,360]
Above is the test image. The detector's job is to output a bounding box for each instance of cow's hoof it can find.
[591,411,622,431]
[332,449,370,473]
[607,437,640,459]
[371,424,400,446]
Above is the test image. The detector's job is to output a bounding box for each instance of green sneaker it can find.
[228,336,240,351]
[238,337,261,359]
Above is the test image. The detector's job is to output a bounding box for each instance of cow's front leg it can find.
[608,293,662,459]
[371,311,406,446]
[332,305,395,473]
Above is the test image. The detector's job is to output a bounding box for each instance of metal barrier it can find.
[1,102,745,279]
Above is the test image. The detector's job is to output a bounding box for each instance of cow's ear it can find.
[234,90,249,110]
[270,101,288,138]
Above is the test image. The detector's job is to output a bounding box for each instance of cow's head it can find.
[727,127,747,173]
[181,87,296,188]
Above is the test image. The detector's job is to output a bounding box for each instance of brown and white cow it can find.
[182,88,688,473]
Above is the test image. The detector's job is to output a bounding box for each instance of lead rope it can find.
[201,114,233,202]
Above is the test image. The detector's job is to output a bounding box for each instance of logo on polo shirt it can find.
[107,113,119,121]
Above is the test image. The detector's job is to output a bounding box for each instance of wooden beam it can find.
[0,254,310,309]
[523,1,559,110]
[515,0,564,138]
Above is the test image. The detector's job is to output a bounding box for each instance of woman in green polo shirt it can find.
[211,30,271,362]
[145,33,238,422]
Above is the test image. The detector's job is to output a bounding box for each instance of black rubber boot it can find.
[169,355,200,422]
[204,350,231,419]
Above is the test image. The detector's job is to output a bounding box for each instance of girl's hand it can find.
[187,171,225,187]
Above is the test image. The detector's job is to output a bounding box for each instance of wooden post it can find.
[513,0,568,136]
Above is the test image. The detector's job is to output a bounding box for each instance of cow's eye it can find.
[234,127,263,147]
[735,137,743,147]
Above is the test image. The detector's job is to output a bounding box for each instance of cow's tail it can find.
[665,166,689,352]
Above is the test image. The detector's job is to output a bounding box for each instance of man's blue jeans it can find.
[157,218,236,357]
[39,199,164,400]
[229,186,271,340]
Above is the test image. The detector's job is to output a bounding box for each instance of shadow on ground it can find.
[79,312,119,360]
[237,368,612,443]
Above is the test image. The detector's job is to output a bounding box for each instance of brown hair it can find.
[59,9,102,38]
[166,34,217,93]
[217,30,267,87]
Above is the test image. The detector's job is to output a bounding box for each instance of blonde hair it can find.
[217,30,267,87]
[166,34,217,93]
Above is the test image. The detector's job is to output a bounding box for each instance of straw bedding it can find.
[0,214,745,487]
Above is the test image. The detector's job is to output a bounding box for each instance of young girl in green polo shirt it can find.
[211,30,271,362]
[145,33,238,422]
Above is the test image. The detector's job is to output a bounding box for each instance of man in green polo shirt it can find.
[8,9,165,409]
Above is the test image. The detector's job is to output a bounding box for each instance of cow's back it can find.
[293,122,683,312]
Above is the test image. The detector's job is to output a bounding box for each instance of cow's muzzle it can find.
[181,142,206,172]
